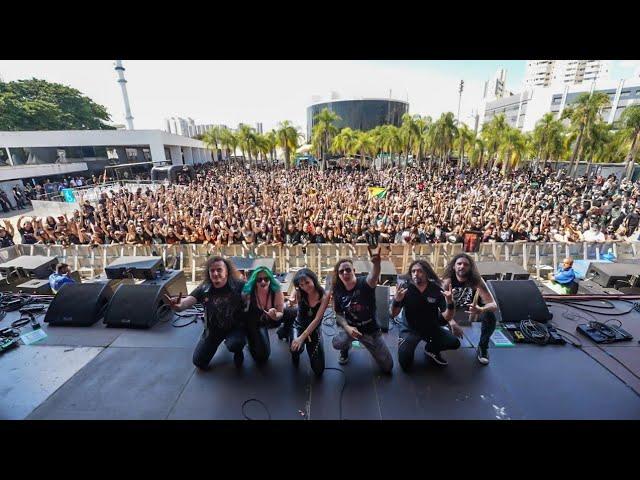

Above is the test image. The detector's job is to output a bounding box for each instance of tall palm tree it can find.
[276,120,302,170]
[331,127,358,160]
[312,108,341,170]
[352,130,377,168]
[497,126,526,174]
[470,137,485,170]
[481,114,508,171]
[219,127,238,165]
[202,125,223,162]
[456,122,475,169]
[532,113,565,169]
[432,112,458,171]
[380,125,402,168]
[412,115,432,167]
[561,92,610,177]
[400,113,419,167]
[620,104,640,179]
[237,124,260,168]
[264,130,277,167]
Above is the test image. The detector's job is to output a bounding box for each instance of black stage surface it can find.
[1,299,639,420]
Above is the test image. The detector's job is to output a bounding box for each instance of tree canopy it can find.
[0,78,114,131]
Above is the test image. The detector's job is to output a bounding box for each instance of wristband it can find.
[446,303,455,310]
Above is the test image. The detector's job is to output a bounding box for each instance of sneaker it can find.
[233,350,244,367]
[477,346,489,365]
[425,349,448,366]
[338,350,349,365]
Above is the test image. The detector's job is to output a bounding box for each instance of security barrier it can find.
[3,241,638,282]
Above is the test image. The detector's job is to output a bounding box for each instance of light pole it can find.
[457,80,464,125]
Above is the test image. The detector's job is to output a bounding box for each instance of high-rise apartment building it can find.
[523,60,610,89]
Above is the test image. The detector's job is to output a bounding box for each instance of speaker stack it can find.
[477,261,530,281]
[0,255,59,292]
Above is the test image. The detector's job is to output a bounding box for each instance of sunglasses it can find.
[338,268,353,275]
[257,277,270,283]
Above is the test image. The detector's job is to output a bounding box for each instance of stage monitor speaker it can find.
[229,257,276,276]
[0,255,58,280]
[103,270,187,329]
[353,260,398,285]
[105,256,165,280]
[477,261,530,281]
[375,285,390,332]
[44,280,123,326]
[486,280,552,324]
[585,262,640,288]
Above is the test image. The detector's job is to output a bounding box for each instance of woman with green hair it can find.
[241,266,284,364]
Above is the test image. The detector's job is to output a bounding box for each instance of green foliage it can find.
[0,78,114,130]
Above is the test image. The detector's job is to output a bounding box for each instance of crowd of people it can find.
[8,162,640,247]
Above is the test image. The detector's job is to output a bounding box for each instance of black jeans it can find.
[192,327,246,369]
[398,321,461,372]
[246,321,271,365]
[291,324,325,376]
[478,311,497,351]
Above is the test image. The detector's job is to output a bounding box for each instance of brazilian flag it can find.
[368,186,388,199]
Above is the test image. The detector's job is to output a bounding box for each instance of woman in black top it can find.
[290,268,329,376]
[166,256,248,369]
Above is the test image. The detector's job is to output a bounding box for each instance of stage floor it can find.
[1,299,639,420]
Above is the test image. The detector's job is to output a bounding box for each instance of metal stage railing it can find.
[2,241,638,283]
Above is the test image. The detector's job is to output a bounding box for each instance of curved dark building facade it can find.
[306,98,409,140]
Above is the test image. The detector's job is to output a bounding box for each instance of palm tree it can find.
[400,113,419,167]
[561,92,610,177]
[331,127,358,161]
[497,126,526,174]
[352,130,377,168]
[380,125,402,168]
[276,120,302,170]
[470,137,485,169]
[432,112,458,171]
[201,127,221,162]
[312,108,341,170]
[412,115,432,167]
[481,114,508,171]
[532,113,565,169]
[456,122,475,169]
[218,127,238,165]
[620,104,640,179]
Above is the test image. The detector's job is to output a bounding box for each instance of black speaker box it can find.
[44,280,122,326]
[486,280,552,324]
[585,262,640,288]
[103,270,187,329]
[375,285,390,331]
[105,256,165,280]
[477,261,530,281]
[0,255,58,280]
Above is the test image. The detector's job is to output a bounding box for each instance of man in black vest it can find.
[391,260,459,371]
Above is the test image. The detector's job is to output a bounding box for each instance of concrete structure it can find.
[523,60,610,89]
[0,129,213,183]
[483,68,511,101]
[478,77,640,132]
[114,61,135,130]
[163,117,216,138]
[306,98,409,141]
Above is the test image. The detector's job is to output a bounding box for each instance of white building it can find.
[483,68,511,101]
[523,60,610,89]
[0,129,213,184]
[163,117,216,138]
[479,77,640,133]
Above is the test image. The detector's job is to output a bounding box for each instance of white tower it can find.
[114,60,135,130]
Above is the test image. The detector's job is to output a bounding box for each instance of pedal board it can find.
[576,324,633,344]
[0,337,19,354]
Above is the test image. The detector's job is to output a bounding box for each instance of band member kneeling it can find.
[331,250,394,374]
[391,260,462,371]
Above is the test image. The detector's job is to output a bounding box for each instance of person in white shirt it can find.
[582,223,605,242]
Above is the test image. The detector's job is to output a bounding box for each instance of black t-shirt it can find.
[396,282,446,336]
[0,235,14,248]
[333,276,379,334]
[18,227,37,244]
[190,280,246,331]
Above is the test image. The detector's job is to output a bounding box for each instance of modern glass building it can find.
[306,98,409,140]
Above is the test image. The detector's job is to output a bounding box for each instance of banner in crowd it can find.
[368,186,387,198]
